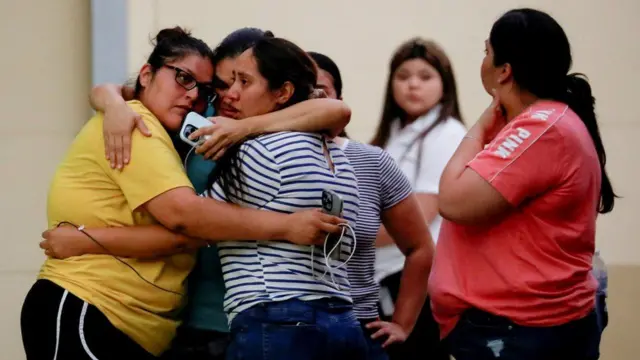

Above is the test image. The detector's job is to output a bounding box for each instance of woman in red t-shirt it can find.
[429,8,616,360]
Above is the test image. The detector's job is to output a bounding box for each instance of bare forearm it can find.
[245,99,351,137]
[392,246,432,334]
[380,195,434,334]
[89,83,135,112]
[77,226,203,258]
[440,125,486,191]
[170,197,288,241]
[439,126,487,220]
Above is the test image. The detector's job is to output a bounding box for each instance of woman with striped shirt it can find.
[192,51,435,360]
[200,36,366,359]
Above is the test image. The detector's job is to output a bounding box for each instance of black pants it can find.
[446,308,601,360]
[21,279,157,360]
[379,271,449,360]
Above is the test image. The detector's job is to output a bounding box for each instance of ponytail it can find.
[561,73,617,214]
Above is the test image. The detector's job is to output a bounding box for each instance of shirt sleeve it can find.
[106,115,194,211]
[208,139,281,208]
[413,121,467,194]
[379,149,413,210]
[467,114,566,206]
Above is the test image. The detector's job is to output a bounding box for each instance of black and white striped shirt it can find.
[342,139,413,319]
[206,132,359,321]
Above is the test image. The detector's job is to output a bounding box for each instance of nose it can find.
[185,86,199,103]
[225,83,240,102]
[408,76,420,88]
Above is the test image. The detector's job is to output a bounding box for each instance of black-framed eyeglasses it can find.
[164,65,216,103]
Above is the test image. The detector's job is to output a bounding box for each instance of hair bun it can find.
[154,26,191,45]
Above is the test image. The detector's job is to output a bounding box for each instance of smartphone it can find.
[321,189,344,261]
[179,112,213,147]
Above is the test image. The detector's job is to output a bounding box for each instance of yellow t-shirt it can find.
[39,100,195,356]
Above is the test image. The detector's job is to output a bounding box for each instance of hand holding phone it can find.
[321,189,344,261]
[180,112,213,147]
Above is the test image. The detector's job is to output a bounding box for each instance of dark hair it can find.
[307,51,348,138]
[490,8,616,213]
[133,26,214,98]
[371,38,463,181]
[308,51,343,98]
[213,37,318,202]
[212,27,274,65]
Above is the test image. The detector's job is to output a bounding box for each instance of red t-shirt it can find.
[429,100,600,338]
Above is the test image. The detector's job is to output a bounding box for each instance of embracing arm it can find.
[42,192,342,260]
[89,83,149,169]
[192,99,351,160]
[245,99,351,137]
[89,83,135,112]
[42,225,205,259]
[144,187,342,244]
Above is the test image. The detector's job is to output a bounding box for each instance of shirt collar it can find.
[390,104,443,139]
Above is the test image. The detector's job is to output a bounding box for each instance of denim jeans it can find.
[595,292,608,333]
[360,319,389,360]
[446,308,601,360]
[226,298,368,360]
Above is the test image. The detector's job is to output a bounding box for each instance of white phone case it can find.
[179,112,213,147]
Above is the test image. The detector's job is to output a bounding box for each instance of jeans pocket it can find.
[262,322,326,360]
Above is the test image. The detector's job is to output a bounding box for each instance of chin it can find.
[162,115,184,132]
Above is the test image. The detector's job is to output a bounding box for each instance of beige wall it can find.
[1,0,638,359]
[0,1,91,359]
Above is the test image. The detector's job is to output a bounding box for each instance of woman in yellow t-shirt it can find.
[21,27,342,360]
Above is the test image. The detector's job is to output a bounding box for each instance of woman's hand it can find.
[470,89,507,145]
[40,227,90,259]
[190,117,252,160]
[366,320,409,348]
[103,102,151,169]
[282,209,346,246]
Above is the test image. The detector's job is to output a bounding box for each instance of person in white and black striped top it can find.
[194,48,435,359]
[311,52,435,358]
[207,131,359,319]
[339,140,411,319]
[202,37,367,359]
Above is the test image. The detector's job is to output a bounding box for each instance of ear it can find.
[273,81,295,106]
[497,63,513,85]
[138,63,154,89]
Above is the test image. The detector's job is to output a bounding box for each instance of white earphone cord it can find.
[310,222,357,290]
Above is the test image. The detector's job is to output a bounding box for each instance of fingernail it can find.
[124,158,129,164]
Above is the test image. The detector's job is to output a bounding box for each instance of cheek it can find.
[424,81,443,105]
[391,80,407,103]
[481,57,492,80]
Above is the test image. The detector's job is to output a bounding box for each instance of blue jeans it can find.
[446,308,601,360]
[226,299,368,360]
[595,292,608,333]
[360,319,389,360]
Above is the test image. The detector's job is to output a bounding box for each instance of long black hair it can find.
[490,8,616,213]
